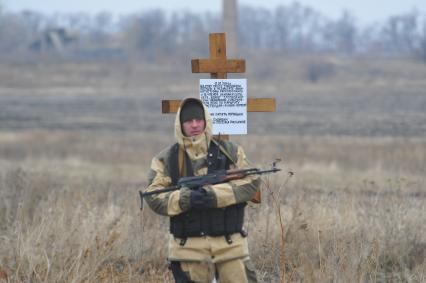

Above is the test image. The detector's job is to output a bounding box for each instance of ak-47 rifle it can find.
[139,160,281,209]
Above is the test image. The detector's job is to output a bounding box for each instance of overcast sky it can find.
[4,0,426,24]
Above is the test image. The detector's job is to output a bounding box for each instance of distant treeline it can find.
[0,3,425,62]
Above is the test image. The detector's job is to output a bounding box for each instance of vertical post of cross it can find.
[209,33,227,79]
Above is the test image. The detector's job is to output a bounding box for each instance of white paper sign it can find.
[199,79,247,135]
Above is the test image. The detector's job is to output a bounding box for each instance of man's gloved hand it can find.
[190,187,216,210]
[178,187,192,212]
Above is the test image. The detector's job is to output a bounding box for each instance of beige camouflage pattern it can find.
[179,256,257,283]
[144,98,260,274]
[168,233,249,263]
[144,97,260,216]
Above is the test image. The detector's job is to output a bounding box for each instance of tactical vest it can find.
[169,140,246,240]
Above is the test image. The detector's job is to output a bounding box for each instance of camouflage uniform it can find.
[144,98,260,283]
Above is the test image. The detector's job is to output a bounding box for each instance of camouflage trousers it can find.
[168,233,257,283]
[170,257,257,283]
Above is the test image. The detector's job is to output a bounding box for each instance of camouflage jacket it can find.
[144,97,260,217]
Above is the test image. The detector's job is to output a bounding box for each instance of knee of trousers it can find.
[171,261,215,283]
[216,258,258,283]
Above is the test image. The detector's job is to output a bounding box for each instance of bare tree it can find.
[416,20,426,62]
[322,10,357,54]
[273,6,290,50]
[0,12,31,54]
[121,10,167,60]
[273,4,319,51]
[90,11,113,45]
[1,3,426,61]
[238,6,272,49]
[380,10,419,54]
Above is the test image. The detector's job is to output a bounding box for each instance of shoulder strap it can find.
[169,143,180,185]
[211,139,237,165]
[178,145,186,178]
[169,143,194,185]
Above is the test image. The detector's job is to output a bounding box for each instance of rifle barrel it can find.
[247,168,281,175]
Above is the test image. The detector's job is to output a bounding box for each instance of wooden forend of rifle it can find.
[251,190,261,203]
[225,170,262,203]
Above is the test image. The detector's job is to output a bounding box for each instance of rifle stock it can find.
[251,190,261,203]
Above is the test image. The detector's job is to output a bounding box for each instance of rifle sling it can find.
[211,138,237,166]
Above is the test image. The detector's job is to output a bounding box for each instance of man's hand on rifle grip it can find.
[190,187,216,210]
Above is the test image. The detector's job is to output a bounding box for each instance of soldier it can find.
[144,97,260,283]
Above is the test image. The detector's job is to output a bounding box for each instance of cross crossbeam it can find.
[162,98,276,114]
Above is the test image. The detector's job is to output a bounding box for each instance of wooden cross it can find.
[162,33,275,203]
[162,33,277,140]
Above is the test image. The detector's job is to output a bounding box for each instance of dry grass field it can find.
[0,55,425,282]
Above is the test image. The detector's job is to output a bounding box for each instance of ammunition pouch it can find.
[170,202,246,238]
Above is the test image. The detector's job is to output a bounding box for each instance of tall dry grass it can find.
[1,56,425,281]
[1,131,425,282]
